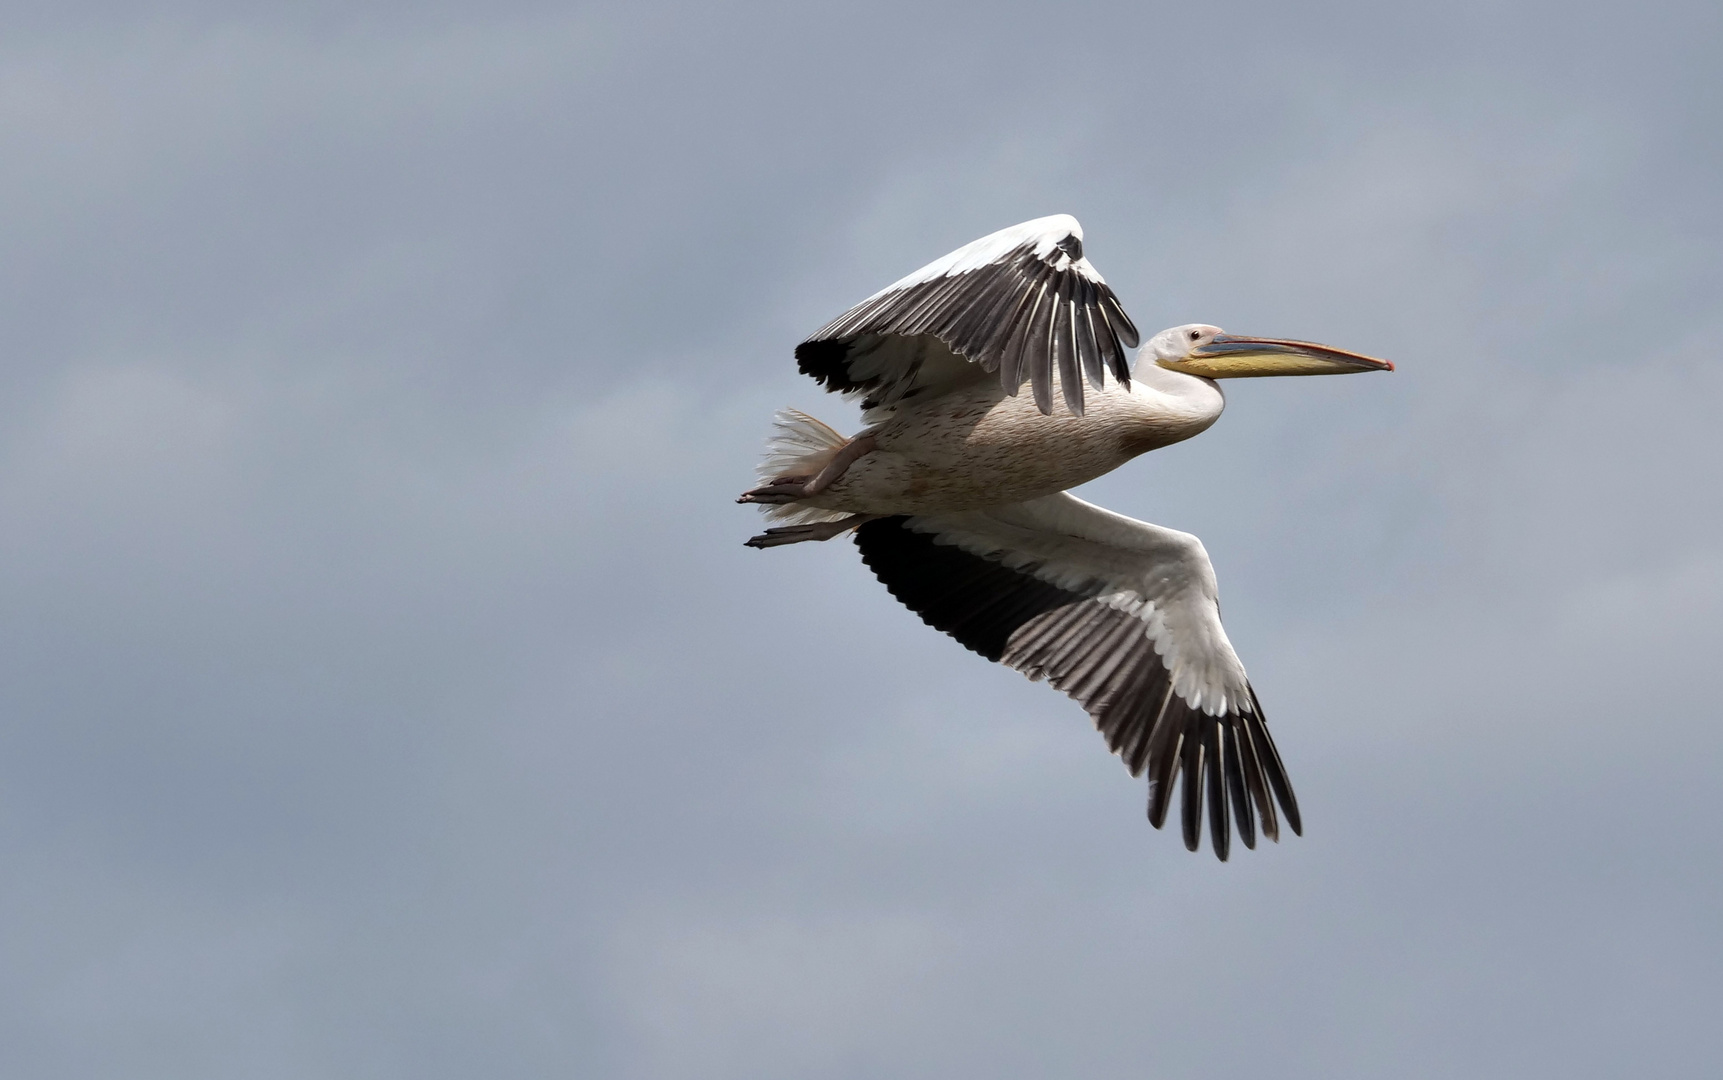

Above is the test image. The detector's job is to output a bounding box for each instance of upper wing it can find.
[853,492,1300,860]
[795,215,1141,417]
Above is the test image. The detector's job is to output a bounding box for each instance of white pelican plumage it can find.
[740,215,1392,859]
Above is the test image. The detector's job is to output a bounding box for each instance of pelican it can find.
[739,215,1391,859]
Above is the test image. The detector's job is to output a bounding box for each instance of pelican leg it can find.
[802,433,877,495]
[737,433,877,505]
[735,476,810,504]
[745,514,878,549]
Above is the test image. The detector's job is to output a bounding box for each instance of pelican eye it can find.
[1189,330,1201,340]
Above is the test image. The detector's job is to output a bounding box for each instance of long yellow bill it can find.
[1158,335,1394,379]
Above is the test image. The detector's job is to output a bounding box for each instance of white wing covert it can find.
[853,492,1301,859]
[795,215,1141,416]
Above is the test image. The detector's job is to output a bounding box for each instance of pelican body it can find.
[739,215,1392,859]
[801,350,1221,516]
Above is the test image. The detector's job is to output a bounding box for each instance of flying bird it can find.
[739,215,1392,859]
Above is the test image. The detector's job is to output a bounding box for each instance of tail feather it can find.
[754,408,851,525]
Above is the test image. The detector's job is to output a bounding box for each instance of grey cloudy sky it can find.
[1,1,1719,1076]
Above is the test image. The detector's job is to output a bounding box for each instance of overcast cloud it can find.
[1,1,1720,1077]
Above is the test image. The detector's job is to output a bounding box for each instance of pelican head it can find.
[1148,324,1394,379]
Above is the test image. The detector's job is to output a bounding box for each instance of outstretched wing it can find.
[853,492,1300,860]
[796,215,1141,417]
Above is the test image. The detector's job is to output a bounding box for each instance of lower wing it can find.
[853,492,1301,860]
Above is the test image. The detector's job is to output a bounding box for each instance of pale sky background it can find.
[1,2,1720,1077]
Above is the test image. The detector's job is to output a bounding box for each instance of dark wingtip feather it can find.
[1144,688,1181,827]
[998,312,1032,399]
[1052,280,1085,415]
[1206,720,1231,861]
[1180,735,1203,852]
[1031,368,1054,414]
[1246,686,1302,836]
[1146,781,1166,830]
[1147,728,1180,829]
[1076,288,1106,392]
[1025,286,1056,414]
[1224,724,1256,850]
[1102,291,1141,349]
